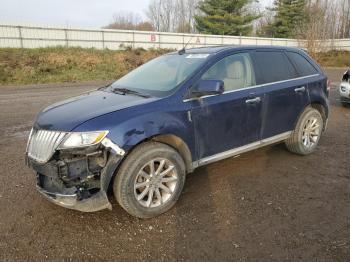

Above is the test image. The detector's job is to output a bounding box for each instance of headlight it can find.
[58,131,109,149]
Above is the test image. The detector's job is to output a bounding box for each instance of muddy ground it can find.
[0,68,349,261]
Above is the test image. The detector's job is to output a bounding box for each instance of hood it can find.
[35,90,157,131]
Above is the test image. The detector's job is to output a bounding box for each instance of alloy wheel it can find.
[302,116,321,149]
[134,158,178,208]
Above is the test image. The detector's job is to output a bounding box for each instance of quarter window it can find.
[287,52,318,76]
[201,53,256,91]
[253,51,298,84]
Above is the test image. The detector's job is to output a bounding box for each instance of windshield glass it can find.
[109,53,209,97]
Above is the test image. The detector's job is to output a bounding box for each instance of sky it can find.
[0,0,273,28]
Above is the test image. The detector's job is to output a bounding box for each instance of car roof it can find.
[181,45,303,54]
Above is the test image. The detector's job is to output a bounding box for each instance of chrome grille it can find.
[27,129,66,163]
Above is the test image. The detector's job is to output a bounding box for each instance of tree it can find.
[105,11,154,31]
[298,2,328,58]
[256,9,275,37]
[105,12,140,30]
[257,0,350,39]
[135,22,154,31]
[262,0,308,38]
[146,0,199,33]
[194,0,260,36]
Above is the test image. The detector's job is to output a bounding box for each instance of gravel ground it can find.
[0,68,349,261]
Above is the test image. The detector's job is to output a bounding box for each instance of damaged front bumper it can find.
[26,138,124,212]
[35,185,111,212]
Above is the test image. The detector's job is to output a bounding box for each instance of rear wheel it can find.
[285,107,324,155]
[113,142,186,218]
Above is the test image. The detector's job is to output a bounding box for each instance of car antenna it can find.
[178,35,194,55]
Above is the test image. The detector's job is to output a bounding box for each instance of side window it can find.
[201,53,256,91]
[287,52,318,77]
[253,51,298,84]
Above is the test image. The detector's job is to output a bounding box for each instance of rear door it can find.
[286,51,325,104]
[252,50,311,139]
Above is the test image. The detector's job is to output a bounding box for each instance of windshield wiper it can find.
[97,82,114,91]
[111,87,151,98]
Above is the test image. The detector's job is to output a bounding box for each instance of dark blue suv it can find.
[26,46,330,218]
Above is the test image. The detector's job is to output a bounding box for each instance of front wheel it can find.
[113,142,186,218]
[285,107,324,155]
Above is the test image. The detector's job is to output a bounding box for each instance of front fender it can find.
[110,112,194,154]
[73,104,195,158]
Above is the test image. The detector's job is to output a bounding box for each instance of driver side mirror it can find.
[191,79,225,98]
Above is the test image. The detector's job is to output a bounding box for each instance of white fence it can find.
[0,23,350,51]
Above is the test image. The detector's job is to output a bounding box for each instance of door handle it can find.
[295,86,306,93]
[245,97,261,104]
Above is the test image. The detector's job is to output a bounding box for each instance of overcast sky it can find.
[0,0,273,28]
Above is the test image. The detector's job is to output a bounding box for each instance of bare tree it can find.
[258,0,350,40]
[339,0,350,38]
[135,22,154,31]
[297,2,327,57]
[105,11,155,31]
[146,0,200,33]
[303,0,350,39]
[105,11,141,30]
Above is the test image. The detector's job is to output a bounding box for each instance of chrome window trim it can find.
[183,74,320,102]
[192,131,292,168]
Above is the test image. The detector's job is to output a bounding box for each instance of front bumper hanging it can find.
[26,138,125,212]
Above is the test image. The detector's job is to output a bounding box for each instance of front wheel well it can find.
[107,134,193,195]
[150,134,193,173]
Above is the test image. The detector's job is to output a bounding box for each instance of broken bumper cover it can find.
[36,184,112,212]
[26,138,125,212]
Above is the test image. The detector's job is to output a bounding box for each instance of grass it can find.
[316,51,350,68]
[0,47,349,85]
[0,47,170,85]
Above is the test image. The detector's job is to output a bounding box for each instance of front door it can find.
[189,52,264,161]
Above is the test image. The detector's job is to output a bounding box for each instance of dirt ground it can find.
[0,68,349,261]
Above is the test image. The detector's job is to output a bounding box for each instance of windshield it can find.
[109,53,209,97]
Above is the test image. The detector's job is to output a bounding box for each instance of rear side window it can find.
[253,51,298,84]
[287,52,318,76]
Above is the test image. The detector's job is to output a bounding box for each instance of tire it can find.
[341,102,349,107]
[113,142,186,218]
[285,107,324,155]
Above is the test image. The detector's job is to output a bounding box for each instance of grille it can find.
[27,129,66,163]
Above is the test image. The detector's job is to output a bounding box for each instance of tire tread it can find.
[285,106,323,155]
[113,141,185,218]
